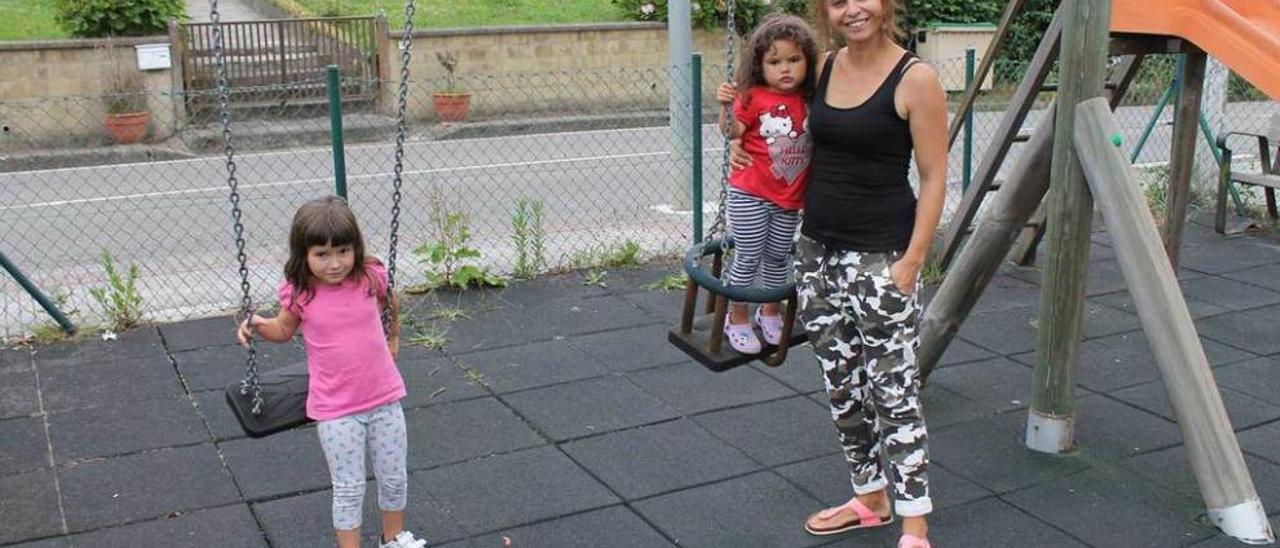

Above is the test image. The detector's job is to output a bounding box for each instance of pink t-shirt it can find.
[279,260,406,421]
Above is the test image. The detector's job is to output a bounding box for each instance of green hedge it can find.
[53,0,185,38]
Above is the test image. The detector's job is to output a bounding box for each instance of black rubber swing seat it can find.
[667,239,808,372]
[225,361,313,438]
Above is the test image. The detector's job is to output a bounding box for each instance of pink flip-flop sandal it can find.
[898,533,932,548]
[804,497,894,536]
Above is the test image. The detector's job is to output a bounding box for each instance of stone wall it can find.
[0,23,729,151]
[0,36,182,150]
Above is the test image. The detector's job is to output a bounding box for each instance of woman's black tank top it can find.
[802,51,918,252]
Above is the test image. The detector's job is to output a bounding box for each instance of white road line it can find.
[2,148,724,212]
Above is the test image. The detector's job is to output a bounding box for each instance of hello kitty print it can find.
[730,87,812,211]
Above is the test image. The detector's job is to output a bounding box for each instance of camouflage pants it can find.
[794,233,932,517]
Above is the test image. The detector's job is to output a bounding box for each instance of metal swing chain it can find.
[382,0,416,334]
[209,0,264,413]
[707,0,737,251]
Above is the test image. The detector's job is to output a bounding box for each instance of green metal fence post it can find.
[327,65,348,200]
[691,53,704,243]
[1,251,76,334]
[963,48,976,191]
[1130,57,1182,163]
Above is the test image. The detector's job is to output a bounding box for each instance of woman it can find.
[732,1,947,546]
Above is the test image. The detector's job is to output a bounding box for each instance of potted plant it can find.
[432,51,471,123]
[102,43,150,144]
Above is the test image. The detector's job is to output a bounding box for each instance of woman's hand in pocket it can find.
[889,258,922,295]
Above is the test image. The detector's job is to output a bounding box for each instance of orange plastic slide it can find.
[1112,0,1280,100]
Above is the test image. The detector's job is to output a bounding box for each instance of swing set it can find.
[212,0,419,438]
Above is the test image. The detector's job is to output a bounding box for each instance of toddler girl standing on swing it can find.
[236,196,426,548]
[715,14,819,354]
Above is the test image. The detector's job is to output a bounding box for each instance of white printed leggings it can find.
[316,401,409,530]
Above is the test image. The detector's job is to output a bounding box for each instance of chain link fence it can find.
[2,54,1276,339]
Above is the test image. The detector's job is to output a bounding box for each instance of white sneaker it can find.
[381,531,428,548]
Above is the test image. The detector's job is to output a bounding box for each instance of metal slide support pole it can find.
[692,53,704,243]
[963,48,976,191]
[327,65,348,200]
[1,251,76,334]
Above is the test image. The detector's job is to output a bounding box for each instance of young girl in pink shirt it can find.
[236,196,424,548]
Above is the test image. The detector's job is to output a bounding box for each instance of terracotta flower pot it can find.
[105,111,150,144]
[432,92,471,122]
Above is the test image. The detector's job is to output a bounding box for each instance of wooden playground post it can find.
[1074,98,1274,544]
[1026,0,1111,454]
[1163,49,1208,268]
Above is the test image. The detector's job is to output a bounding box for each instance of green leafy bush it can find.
[54,0,186,38]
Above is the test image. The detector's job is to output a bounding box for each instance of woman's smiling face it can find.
[826,0,886,44]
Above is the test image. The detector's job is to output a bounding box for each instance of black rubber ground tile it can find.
[496,274,610,308]
[0,368,39,419]
[31,326,165,366]
[600,261,683,295]
[436,311,528,356]
[47,394,207,463]
[1180,276,1280,311]
[750,345,825,394]
[254,483,468,547]
[398,356,488,410]
[68,504,266,548]
[564,324,693,373]
[1003,463,1216,547]
[955,306,1038,356]
[405,397,545,470]
[616,287,686,321]
[1092,289,1230,320]
[561,418,760,500]
[0,346,32,374]
[37,356,186,413]
[626,360,795,415]
[0,469,62,545]
[965,273,1044,313]
[407,286,510,315]
[632,472,826,548]
[929,412,1092,494]
[693,395,834,467]
[1214,356,1280,407]
[417,446,619,536]
[158,316,242,353]
[916,497,1088,547]
[919,385,1000,431]
[1012,331,1255,393]
[172,342,305,392]
[1237,421,1280,462]
[452,339,607,394]
[775,453,990,513]
[455,505,675,548]
[0,416,47,476]
[1108,381,1280,431]
[499,294,660,341]
[4,538,70,548]
[927,358,1037,413]
[935,337,998,368]
[1177,238,1280,275]
[1221,263,1280,293]
[500,375,680,441]
[191,389,249,441]
[220,427,330,501]
[1122,445,1280,515]
[58,444,241,532]
[1006,259,1157,298]
[1197,305,1280,356]
[1072,394,1184,459]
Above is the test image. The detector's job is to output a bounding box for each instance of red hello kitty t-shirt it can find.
[730,87,812,211]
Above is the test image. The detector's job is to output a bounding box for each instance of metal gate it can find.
[176,16,383,108]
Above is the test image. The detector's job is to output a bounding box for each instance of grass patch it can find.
[0,0,68,41]
[289,0,626,29]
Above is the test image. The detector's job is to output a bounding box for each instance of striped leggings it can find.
[726,190,800,289]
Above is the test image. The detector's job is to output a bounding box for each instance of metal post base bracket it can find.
[1208,497,1274,545]
[1025,411,1074,454]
